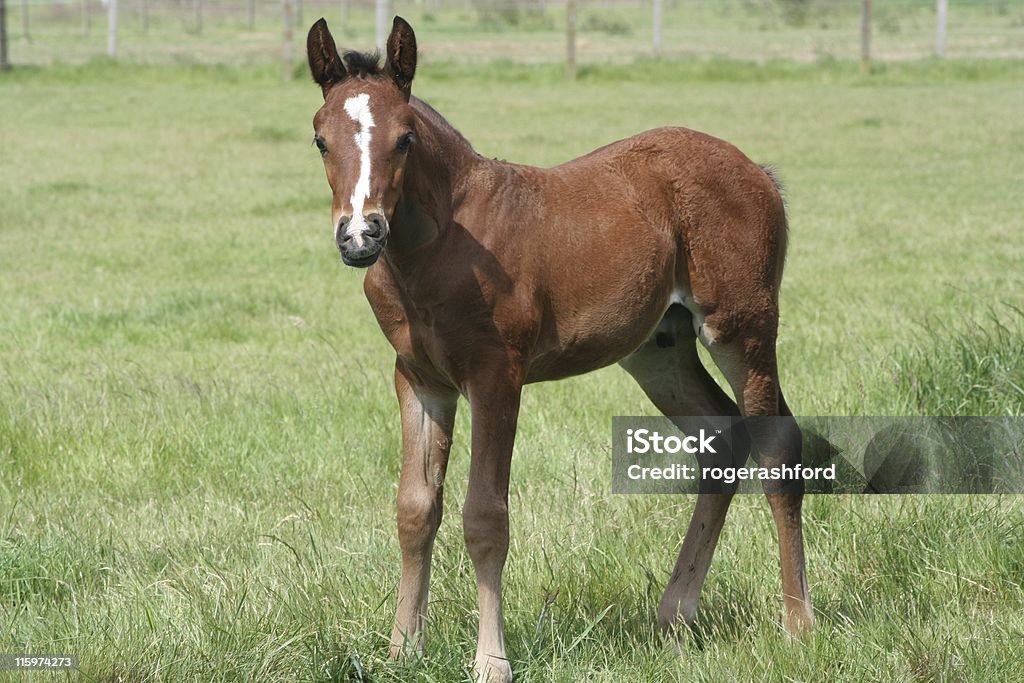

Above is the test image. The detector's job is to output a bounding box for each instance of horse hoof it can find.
[784,605,815,637]
[657,591,697,638]
[473,656,513,683]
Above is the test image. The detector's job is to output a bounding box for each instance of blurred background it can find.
[1,0,1021,72]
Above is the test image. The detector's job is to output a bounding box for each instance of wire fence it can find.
[1,0,1022,69]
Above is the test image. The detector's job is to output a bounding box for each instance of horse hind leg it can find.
[702,303,815,635]
[619,304,741,636]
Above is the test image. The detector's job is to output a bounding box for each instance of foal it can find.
[306,17,812,682]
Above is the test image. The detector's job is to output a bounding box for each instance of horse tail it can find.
[758,163,789,286]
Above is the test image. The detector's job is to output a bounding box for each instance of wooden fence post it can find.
[282,0,295,81]
[107,0,118,57]
[652,0,662,57]
[566,0,576,80]
[0,0,9,71]
[860,0,871,71]
[935,0,948,57]
[375,0,388,52]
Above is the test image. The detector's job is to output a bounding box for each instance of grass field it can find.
[2,54,1024,681]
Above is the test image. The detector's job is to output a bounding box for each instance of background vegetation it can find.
[3,0,1023,66]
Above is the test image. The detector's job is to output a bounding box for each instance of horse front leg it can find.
[389,359,458,660]
[464,371,522,683]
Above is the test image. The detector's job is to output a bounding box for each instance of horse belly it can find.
[526,274,674,383]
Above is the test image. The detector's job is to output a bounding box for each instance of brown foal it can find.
[306,16,813,682]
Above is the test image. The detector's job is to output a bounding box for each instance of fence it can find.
[1,0,1021,73]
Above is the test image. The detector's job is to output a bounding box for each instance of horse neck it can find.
[386,101,479,263]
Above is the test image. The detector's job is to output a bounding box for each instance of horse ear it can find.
[307,18,347,97]
[385,16,417,99]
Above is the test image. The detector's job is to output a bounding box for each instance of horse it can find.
[305,16,813,682]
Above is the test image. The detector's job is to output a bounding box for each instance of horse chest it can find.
[365,269,502,386]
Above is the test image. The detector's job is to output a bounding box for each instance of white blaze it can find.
[340,93,375,244]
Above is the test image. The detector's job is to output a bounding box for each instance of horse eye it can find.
[313,135,328,156]
[397,133,414,153]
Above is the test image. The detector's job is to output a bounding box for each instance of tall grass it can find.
[893,307,1024,416]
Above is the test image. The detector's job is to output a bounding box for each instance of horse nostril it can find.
[365,213,386,239]
[336,216,353,248]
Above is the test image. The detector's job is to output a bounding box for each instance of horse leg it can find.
[389,360,458,660]
[464,370,521,683]
[705,311,815,635]
[619,304,741,635]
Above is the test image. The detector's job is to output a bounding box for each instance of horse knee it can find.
[397,489,442,553]
[750,415,803,495]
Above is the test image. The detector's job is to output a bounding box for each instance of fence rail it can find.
[1,0,1022,72]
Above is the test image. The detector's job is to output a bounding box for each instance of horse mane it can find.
[412,97,475,151]
[342,50,383,78]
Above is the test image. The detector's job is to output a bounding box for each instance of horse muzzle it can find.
[336,212,389,268]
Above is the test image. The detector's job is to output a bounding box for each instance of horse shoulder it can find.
[363,264,415,360]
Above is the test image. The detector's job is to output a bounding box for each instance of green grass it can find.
[2,55,1024,681]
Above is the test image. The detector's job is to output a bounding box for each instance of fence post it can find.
[107,0,118,57]
[935,0,948,58]
[375,0,388,52]
[296,0,302,30]
[860,0,871,71]
[282,0,295,81]
[82,0,90,34]
[566,0,576,80]
[0,0,9,71]
[652,0,662,57]
[19,0,27,40]
[138,0,147,33]
[247,0,254,30]
[193,0,202,34]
